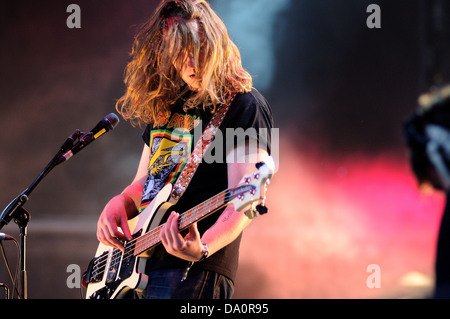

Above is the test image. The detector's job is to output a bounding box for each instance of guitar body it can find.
[85,184,173,299]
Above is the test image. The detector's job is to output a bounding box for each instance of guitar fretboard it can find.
[133,191,227,256]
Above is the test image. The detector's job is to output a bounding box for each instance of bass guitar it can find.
[83,159,274,299]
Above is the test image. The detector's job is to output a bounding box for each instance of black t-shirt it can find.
[140,88,273,282]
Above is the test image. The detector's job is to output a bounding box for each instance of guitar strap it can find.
[170,92,237,203]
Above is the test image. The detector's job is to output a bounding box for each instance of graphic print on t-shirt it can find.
[139,130,193,212]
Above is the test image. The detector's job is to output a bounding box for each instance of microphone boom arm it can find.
[0,112,119,229]
[0,113,119,299]
[0,128,80,230]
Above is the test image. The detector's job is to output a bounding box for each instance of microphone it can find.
[0,232,14,241]
[58,113,119,164]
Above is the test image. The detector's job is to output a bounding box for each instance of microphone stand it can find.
[0,129,82,299]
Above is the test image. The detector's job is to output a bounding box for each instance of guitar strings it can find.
[90,190,228,278]
[90,182,256,279]
[88,188,234,279]
[120,189,224,263]
[90,172,263,282]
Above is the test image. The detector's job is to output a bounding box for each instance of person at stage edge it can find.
[404,85,450,299]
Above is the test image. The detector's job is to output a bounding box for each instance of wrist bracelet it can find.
[181,243,209,282]
[198,243,209,262]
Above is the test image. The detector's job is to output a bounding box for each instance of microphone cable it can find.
[0,235,21,299]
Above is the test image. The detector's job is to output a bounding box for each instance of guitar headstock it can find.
[228,156,275,219]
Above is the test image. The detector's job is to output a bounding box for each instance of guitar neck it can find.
[133,190,227,256]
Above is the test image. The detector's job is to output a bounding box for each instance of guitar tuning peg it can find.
[255,162,265,170]
[245,203,269,219]
[255,204,268,215]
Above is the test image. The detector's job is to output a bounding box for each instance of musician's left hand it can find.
[160,211,204,262]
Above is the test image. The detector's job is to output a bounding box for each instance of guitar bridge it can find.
[84,251,108,285]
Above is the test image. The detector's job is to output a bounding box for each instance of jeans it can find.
[138,268,234,299]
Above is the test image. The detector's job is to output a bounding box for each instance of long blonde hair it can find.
[116,0,253,127]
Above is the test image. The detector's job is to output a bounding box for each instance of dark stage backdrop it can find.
[0,0,449,299]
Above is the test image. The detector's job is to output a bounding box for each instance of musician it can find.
[95,0,273,299]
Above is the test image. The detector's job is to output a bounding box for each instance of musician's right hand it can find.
[97,194,134,251]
